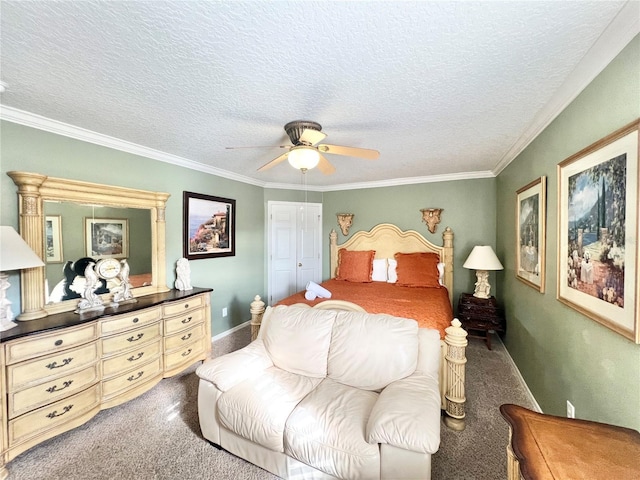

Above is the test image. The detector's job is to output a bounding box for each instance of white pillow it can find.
[387,259,398,283]
[387,258,446,285]
[372,258,388,282]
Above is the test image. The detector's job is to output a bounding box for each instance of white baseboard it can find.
[212,320,250,343]
[496,336,542,413]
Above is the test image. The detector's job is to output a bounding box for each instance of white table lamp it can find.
[0,226,45,331]
[463,245,504,299]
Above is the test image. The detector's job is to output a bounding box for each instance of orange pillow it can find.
[336,249,375,282]
[394,252,441,287]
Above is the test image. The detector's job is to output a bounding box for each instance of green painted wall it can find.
[1,121,264,336]
[496,35,640,430]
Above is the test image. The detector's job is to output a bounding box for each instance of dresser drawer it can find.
[101,357,162,399]
[8,383,101,446]
[164,339,205,371]
[5,323,98,365]
[164,308,205,335]
[163,295,204,317]
[100,306,162,335]
[102,339,162,378]
[164,323,205,352]
[8,363,100,419]
[7,342,99,391]
[101,322,162,356]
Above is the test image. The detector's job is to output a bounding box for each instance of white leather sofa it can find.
[196,305,442,480]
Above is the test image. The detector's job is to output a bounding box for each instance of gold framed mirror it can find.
[8,171,170,319]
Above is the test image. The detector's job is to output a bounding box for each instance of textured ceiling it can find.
[0,1,637,189]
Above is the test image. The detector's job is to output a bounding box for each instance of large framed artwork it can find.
[516,176,546,292]
[183,191,236,260]
[45,215,63,263]
[85,218,129,259]
[557,119,639,343]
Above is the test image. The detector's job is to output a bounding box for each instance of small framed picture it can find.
[183,191,236,260]
[516,177,546,292]
[45,215,63,263]
[557,119,639,343]
[85,218,129,259]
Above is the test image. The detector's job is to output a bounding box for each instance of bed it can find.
[249,223,468,430]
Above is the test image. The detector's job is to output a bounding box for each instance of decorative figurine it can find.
[420,208,443,234]
[113,259,135,303]
[175,257,193,291]
[337,213,354,236]
[76,262,104,312]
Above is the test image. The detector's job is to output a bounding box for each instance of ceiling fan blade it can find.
[299,129,327,146]
[226,145,289,150]
[317,144,379,160]
[317,154,336,175]
[257,151,290,172]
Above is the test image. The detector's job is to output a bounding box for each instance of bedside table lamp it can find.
[0,226,45,331]
[463,245,503,299]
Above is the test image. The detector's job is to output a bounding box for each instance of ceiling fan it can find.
[227,120,379,175]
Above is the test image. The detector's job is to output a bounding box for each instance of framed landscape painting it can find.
[45,215,63,263]
[183,191,236,260]
[85,218,129,259]
[516,176,546,292]
[557,119,639,343]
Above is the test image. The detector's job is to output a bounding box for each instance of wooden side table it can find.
[500,404,640,480]
[457,293,505,349]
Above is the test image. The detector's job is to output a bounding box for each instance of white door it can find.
[268,201,322,305]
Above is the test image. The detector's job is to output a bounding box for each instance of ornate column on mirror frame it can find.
[154,197,171,294]
[7,171,48,320]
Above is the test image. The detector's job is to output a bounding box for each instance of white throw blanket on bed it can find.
[304,281,332,301]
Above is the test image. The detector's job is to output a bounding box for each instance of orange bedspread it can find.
[276,279,453,338]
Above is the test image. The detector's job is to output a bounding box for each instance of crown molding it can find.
[0,105,267,187]
[492,0,640,176]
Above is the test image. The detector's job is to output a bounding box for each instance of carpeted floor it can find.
[5,327,536,480]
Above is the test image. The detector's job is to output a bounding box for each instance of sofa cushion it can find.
[262,305,336,378]
[327,311,419,390]
[366,373,441,454]
[217,366,322,452]
[284,378,380,480]
[195,339,273,392]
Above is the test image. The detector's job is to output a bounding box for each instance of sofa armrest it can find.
[366,373,441,454]
[196,339,273,392]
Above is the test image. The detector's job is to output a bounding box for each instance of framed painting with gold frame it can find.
[516,176,546,292]
[557,119,639,343]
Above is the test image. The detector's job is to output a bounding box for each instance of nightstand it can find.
[457,293,505,350]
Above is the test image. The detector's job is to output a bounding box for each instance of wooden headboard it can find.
[329,223,454,304]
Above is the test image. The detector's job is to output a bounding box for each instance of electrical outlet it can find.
[222,307,228,317]
[567,400,575,419]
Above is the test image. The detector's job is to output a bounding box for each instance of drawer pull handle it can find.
[181,333,192,341]
[54,339,63,347]
[127,333,144,342]
[184,304,189,309]
[181,316,192,324]
[46,380,73,394]
[127,371,144,382]
[132,317,139,323]
[46,358,73,370]
[127,352,144,362]
[181,348,192,357]
[47,405,73,419]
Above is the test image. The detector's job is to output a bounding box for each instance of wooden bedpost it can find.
[249,295,266,341]
[443,318,468,431]
[442,227,454,305]
[329,229,338,279]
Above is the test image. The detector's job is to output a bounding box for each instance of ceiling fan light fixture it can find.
[288,146,320,171]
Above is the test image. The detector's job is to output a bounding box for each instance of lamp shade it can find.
[0,226,45,272]
[288,146,320,170]
[463,245,503,271]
